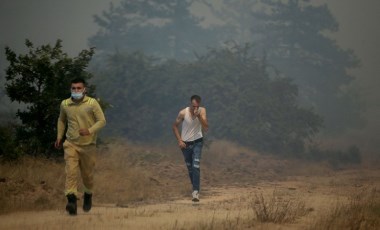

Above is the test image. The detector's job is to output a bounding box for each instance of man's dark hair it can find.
[190,95,201,103]
[71,77,86,85]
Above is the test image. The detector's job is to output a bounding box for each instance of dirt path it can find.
[1,186,247,230]
[0,178,358,230]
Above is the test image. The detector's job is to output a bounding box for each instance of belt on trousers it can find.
[184,138,203,145]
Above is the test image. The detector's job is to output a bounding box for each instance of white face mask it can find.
[71,88,86,100]
[71,91,84,100]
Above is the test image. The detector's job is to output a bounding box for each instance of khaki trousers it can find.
[63,140,97,196]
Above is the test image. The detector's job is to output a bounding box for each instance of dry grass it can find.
[182,213,243,230]
[251,190,309,224]
[0,139,190,214]
[168,188,311,230]
[309,188,380,230]
[1,138,380,230]
[94,139,191,205]
[0,157,65,214]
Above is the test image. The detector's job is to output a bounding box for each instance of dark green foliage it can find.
[4,40,95,156]
[0,123,22,160]
[93,45,322,154]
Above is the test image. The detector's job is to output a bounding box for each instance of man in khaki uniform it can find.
[55,78,106,215]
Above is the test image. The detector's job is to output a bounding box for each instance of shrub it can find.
[251,191,309,224]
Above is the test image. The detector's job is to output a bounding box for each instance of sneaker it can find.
[192,190,199,202]
[83,193,92,212]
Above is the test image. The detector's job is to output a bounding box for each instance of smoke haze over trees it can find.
[90,0,363,136]
[92,45,323,154]
[0,0,378,158]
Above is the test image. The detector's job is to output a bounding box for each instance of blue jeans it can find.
[181,141,203,192]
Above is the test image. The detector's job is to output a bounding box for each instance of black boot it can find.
[83,193,92,212]
[66,194,77,215]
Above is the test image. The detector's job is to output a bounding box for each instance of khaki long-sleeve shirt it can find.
[57,96,106,145]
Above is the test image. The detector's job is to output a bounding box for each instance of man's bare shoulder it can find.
[177,108,187,118]
[174,108,187,125]
[179,107,188,114]
[199,107,206,114]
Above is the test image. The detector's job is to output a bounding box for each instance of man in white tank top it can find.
[172,95,208,202]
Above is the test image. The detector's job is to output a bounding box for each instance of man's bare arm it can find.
[197,107,209,132]
[172,110,186,149]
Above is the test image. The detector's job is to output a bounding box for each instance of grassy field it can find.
[0,139,379,229]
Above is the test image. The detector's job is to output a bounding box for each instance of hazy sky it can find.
[315,0,380,107]
[0,0,120,55]
[0,0,379,115]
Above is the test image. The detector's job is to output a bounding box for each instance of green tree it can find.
[4,39,95,156]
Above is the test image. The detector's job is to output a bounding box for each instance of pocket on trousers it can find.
[63,141,68,148]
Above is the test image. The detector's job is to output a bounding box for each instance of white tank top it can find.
[181,107,203,142]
